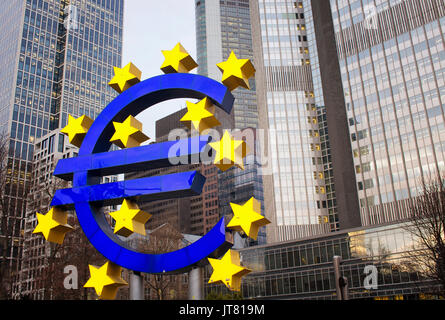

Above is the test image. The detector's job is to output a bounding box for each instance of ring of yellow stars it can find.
[110,115,150,148]
[216,51,255,91]
[161,42,198,74]
[208,130,249,171]
[108,62,142,94]
[228,197,271,240]
[208,249,251,291]
[84,261,128,300]
[61,114,94,148]
[180,97,221,133]
[32,207,73,244]
[109,199,152,237]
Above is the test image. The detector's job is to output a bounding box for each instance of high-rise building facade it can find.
[196,0,257,129]
[251,0,445,243]
[329,0,445,226]
[250,0,324,242]
[0,0,123,294]
[195,0,266,244]
[250,0,359,242]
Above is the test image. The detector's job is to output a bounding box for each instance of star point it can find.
[180,97,221,133]
[161,42,198,74]
[110,115,150,148]
[228,197,270,240]
[84,261,128,300]
[61,114,94,147]
[208,249,251,291]
[208,130,249,171]
[216,51,255,91]
[109,199,151,237]
[32,207,73,244]
[108,62,142,93]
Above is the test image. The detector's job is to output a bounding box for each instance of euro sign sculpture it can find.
[34,44,267,298]
[51,72,235,274]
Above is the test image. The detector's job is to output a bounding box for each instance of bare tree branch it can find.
[403,172,445,297]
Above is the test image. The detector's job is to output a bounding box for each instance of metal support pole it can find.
[129,271,144,300]
[333,255,349,300]
[333,256,342,300]
[188,267,203,300]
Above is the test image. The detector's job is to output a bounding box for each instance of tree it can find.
[130,223,188,300]
[405,172,445,297]
[34,220,104,300]
[21,157,105,300]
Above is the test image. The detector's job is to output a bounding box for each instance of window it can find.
[356,162,371,173]
[359,179,374,190]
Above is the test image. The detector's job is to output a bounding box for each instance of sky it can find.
[122,0,197,139]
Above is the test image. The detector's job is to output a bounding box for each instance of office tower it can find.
[0,0,123,297]
[329,0,445,226]
[129,109,220,236]
[195,0,266,244]
[16,130,76,299]
[249,0,361,242]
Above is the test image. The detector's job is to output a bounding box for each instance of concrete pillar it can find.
[333,256,342,300]
[129,271,144,300]
[188,267,203,300]
[333,256,349,300]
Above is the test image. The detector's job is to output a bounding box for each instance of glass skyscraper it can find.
[195,0,266,244]
[329,0,445,226]
[251,0,445,243]
[0,0,123,293]
[250,0,350,242]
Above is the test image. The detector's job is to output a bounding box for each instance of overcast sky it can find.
[122,0,197,139]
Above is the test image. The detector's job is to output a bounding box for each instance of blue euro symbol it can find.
[51,73,234,273]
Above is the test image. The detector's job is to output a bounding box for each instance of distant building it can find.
[195,0,266,244]
[127,109,220,236]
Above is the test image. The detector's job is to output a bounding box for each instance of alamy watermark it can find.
[165,127,274,176]
[63,265,78,290]
[64,5,79,31]
[364,4,378,30]
[363,265,378,290]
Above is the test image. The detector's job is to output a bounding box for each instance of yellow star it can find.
[61,114,94,148]
[180,97,221,133]
[110,115,150,148]
[160,42,198,74]
[108,62,142,93]
[228,197,271,240]
[208,130,249,171]
[32,207,73,244]
[84,261,128,300]
[208,249,251,291]
[109,199,151,237]
[216,51,255,91]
